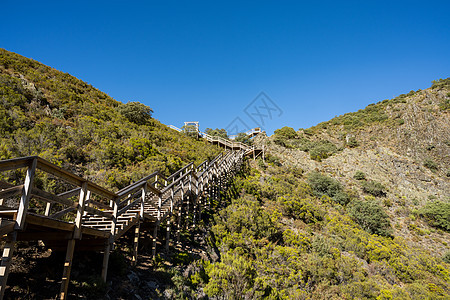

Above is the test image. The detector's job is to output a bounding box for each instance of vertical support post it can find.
[44,202,52,216]
[0,232,17,299]
[152,192,162,257]
[101,242,111,282]
[132,222,140,266]
[165,218,170,253]
[177,179,184,242]
[101,196,118,283]
[192,175,198,229]
[198,175,204,221]
[165,186,174,252]
[59,182,88,299]
[59,239,76,300]
[151,224,158,257]
[16,157,37,229]
[185,173,192,230]
[73,182,89,240]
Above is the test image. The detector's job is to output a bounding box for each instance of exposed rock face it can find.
[253,81,449,257]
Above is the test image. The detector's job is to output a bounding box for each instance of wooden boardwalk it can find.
[0,131,261,299]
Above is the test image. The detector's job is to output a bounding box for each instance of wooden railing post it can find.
[101,197,118,282]
[44,202,52,216]
[192,175,198,229]
[0,158,36,298]
[74,182,89,239]
[165,186,174,252]
[59,181,88,300]
[198,174,204,221]
[16,157,37,230]
[185,173,192,230]
[132,185,146,266]
[132,221,140,266]
[152,192,162,257]
[177,179,184,242]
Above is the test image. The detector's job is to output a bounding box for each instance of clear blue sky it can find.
[1,1,449,134]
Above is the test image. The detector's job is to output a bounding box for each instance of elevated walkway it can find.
[169,124,263,159]
[0,150,245,299]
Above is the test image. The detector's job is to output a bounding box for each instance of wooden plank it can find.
[36,158,116,200]
[50,207,76,219]
[114,217,138,240]
[0,181,14,189]
[0,156,35,172]
[32,187,77,207]
[0,185,23,199]
[26,214,74,232]
[116,182,147,199]
[88,199,112,210]
[117,198,140,216]
[37,158,83,187]
[81,226,110,238]
[58,188,81,199]
[118,189,141,207]
[84,206,113,219]
[86,183,116,201]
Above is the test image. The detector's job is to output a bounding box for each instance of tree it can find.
[235,132,251,145]
[274,126,297,139]
[117,101,153,125]
[205,128,228,139]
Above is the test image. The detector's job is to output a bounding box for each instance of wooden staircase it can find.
[0,142,251,299]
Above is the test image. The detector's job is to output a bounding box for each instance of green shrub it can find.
[117,101,153,124]
[443,252,450,264]
[273,134,289,147]
[278,196,324,223]
[348,199,392,237]
[307,172,349,205]
[265,154,282,166]
[235,132,252,145]
[309,140,338,161]
[346,137,359,148]
[274,126,297,139]
[205,128,228,139]
[417,201,450,232]
[361,180,386,197]
[257,158,266,170]
[353,171,366,180]
[423,158,438,171]
[333,191,351,205]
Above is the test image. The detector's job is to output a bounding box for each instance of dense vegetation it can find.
[181,160,450,299]
[0,49,221,190]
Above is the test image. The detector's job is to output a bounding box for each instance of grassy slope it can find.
[0,48,221,190]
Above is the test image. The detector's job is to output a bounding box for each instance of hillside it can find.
[0,48,222,191]
[0,49,449,299]
[172,81,450,299]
